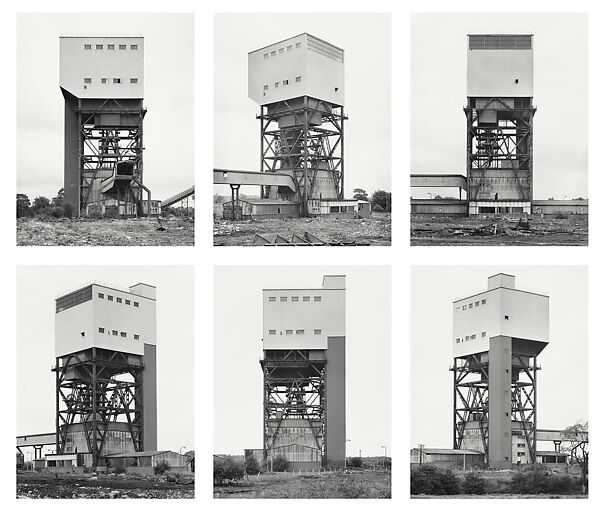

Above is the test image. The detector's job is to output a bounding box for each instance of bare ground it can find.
[214,470,391,499]
[16,217,194,246]
[411,216,587,246]
[17,471,194,499]
[213,213,391,246]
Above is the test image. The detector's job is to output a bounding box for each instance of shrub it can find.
[462,472,487,494]
[372,204,385,213]
[245,455,260,475]
[508,465,582,495]
[410,465,461,495]
[114,466,126,474]
[154,460,171,475]
[272,454,289,472]
[347,457,363,468]
[213,456,245,486]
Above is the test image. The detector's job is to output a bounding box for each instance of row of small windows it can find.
[268,329,322,335]
[98,292,139,307]
[98,327,140,340]
[456,332,487,344]
[456,298,487,312]
[263,42,302,59]
[84,44,138,50]
[268,295,321,302]
[263,76,302,91]
[84,78,138,84]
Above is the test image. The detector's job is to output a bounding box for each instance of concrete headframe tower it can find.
[60,36,151,217]
[465,34,536,215]
[53,282,157,467]
[260,275,346,469]
[451,274,549,468]
[248,33,346,216]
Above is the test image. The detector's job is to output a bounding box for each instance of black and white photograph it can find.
[410,13,588,246]
[213,266,391,498]
[213,13,391,246]
[411,266,588,497]
[16,13,195,246]
[16,266,195,498]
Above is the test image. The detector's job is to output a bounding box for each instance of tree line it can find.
[17,189,74,219]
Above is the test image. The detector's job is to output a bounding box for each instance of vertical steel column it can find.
[340,107,345,199]
[55,357,60,454]
[92,348,98,467]
[303,96,309,216]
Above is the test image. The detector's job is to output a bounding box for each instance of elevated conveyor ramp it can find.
[162,186,195,208]
[214,168,297,193]
[411,174,468,192]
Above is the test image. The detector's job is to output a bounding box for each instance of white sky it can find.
[411,13,588,200]
[411,266,588,451]
[16,266,194,460]
[214,266,391,458]
[213,13,391,198]
[16,13,194,202]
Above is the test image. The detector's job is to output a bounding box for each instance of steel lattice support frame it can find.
[53,347,144,467]
[464,97,536,202]
[258,96,346,216]
[261,350,326,467]
[76,99,146,215]
[452,352,539,465]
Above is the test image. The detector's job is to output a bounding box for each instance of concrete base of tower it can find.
[469,201,531,216]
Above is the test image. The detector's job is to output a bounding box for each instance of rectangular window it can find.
[131,45,138,50]
[314,296,321,302]
[116,297,122,303]
[268,329,276,335]
[303,296,310,302]
[119,44,126,50]
[134,302,139,307]
[287,45,292,51]
[125,299,130,305]
[108,295,113,301]
[263,85,268,91]
[263,53,268,59]
[134,334,140,340]
[96,44,103,50]
[280,297,287,302]
[84,44,92,50]
[456,338,460,344]
[99,327,105,333]
[269,297,276,302]
[98,293,104,299]
[296,76,302,83]
[279,48,284,54]
[112,330,118,336]
[292,296,298,302]
[470,334,476,340]
[285,330,293,335]
[113,78,121,84]
[296,42,301,48]
[107,44,114,50]
[283,79,289,86]
[296,329,304,335]
[101,78,108,84]
[482,299,487,305]
[462,305,466,311]
[469,303,473,309]
[314,329,322,335]
[475,301,480,307]
[271,51,276,57]
[275,82,279,88]
[505,315,509,320]
[83,78,92,84]
[482,331,486,337]
[120,332,126,338]
[130,78,138,84]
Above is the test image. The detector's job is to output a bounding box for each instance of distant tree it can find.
[16,194,31,218]
[371,190,391,212]
[51,187,65,207]
[347,456,363,468]
[434,194,443,200]
[245,455,260,475]
[561,421,588,494]
[214,456,245,485]
[272,454,289,472]
[372,204,385,213]
[32,196,51,211]
[154,460,171,475]
[353,188,368,201]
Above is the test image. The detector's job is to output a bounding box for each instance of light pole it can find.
[344,439,351,469]
[381,445,387,469]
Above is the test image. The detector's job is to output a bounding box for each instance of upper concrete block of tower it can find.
[60,35,144,99]
[248,33,344,107]
[453,273,548,358]
[467,34,533,98]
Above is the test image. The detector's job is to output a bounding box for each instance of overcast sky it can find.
[214,266,391,458]
[16,266,194,460]
[411,266,588,451]
[17,13,194,202]
[214,13,391,198]
[412,13,588,200]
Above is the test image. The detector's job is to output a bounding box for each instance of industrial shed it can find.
[223,199,300,220]
[532,200,588,216]
[411,199,468,216]
[104,450,191,474]
[410,448,485,468]
[536,451,569,466]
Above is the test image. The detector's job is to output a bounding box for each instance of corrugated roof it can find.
[103,450,180,458]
